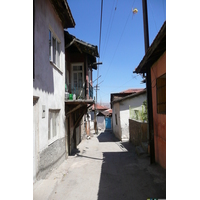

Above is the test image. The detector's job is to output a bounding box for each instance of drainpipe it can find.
[142,0,155,164]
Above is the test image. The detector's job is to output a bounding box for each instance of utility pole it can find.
[94,83,100,134]
[142,0,155,164]
[91,64,102,135]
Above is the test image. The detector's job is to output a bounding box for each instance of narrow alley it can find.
[34,130,166,200]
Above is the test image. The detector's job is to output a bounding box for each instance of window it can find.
[49,29,61,68]
[72,65,83,88]
[49,30,51,61]
[115,114,118,125]
[48,110,60,142]
[156,74,166,114]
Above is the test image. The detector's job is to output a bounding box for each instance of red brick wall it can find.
[151,52,166,169]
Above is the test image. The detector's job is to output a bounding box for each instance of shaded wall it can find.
[129,119,148,146]
[97,116,105,130]
[33,0,66,180]
[112,102,121,140]
[151,52,166,169]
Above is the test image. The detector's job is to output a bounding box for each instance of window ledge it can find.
[50,61,63,74]
[48,136,58,146]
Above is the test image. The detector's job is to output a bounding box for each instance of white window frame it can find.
[48,109,60,144]
[49,29,61,70]
[71,63,84,90]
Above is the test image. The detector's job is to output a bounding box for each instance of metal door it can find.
[105,117,111,129]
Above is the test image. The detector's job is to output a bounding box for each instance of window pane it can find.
[73,66,82,71]
[78,72,82,88]
[53,38,56,64]
[77,66,82,70]
[74,73,77,88]
[49,30,51,61]
[53,113,56,137]
[57,41,60,68]
[48,110,59,140]
[48,112,52,140]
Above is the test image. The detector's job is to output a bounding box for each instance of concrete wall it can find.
[129,119,148,146]
[38,138,65,179]
[33,98,39,183]
[33,0,66,181]
[112,92,146,140]
[97,116,105,130]
[151,52,166,169]
[112,102,121,140]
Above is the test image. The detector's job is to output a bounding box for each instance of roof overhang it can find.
[50,0,75,28]
[134,21,166,74]
[73,39,99,58]
[112,89,146,105]
[65,31,99,69]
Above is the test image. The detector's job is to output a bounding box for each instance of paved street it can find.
[46,130,166,200]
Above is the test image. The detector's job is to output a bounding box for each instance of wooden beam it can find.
[73,106,87,149]
[65,104,83,117]
[74,42,82,53]
[74,107,87,129]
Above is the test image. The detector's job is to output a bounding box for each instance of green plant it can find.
[141,100,148,122]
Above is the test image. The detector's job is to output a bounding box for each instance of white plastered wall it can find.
[33,0,66,153]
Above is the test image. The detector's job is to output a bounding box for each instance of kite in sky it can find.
[132,8,138,14]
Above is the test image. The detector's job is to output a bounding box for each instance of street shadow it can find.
[97,131,166,200]
[97,131,120,143]
[70,148,80,156]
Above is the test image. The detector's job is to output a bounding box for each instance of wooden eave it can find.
[65,31,99,69]
[74,39,99,58]
[135,21,166,74]
[50,0,75,28]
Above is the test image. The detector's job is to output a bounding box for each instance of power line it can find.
[101,0,118,60]
[102,0,136,83]
[98,0,104,57]
[103,9,132,82]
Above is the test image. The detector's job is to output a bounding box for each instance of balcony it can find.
[65,81,94,101]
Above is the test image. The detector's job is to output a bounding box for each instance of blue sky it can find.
[67,0,166,103]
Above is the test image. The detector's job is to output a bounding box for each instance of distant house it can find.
[111,89,146,140]
[90,103,109,121]
[64,32,99,153]
[96,109,112,131]
[33,0,75,182]
[88,103,109,131]
[134,21,166,169]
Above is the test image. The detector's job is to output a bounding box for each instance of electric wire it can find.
[148,1,158,33]
[101,0,118,60]
[102,0,136,82]
[103,8,133,82]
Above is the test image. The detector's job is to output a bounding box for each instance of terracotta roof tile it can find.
[92,104,109,111]
[120,88,145,94]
